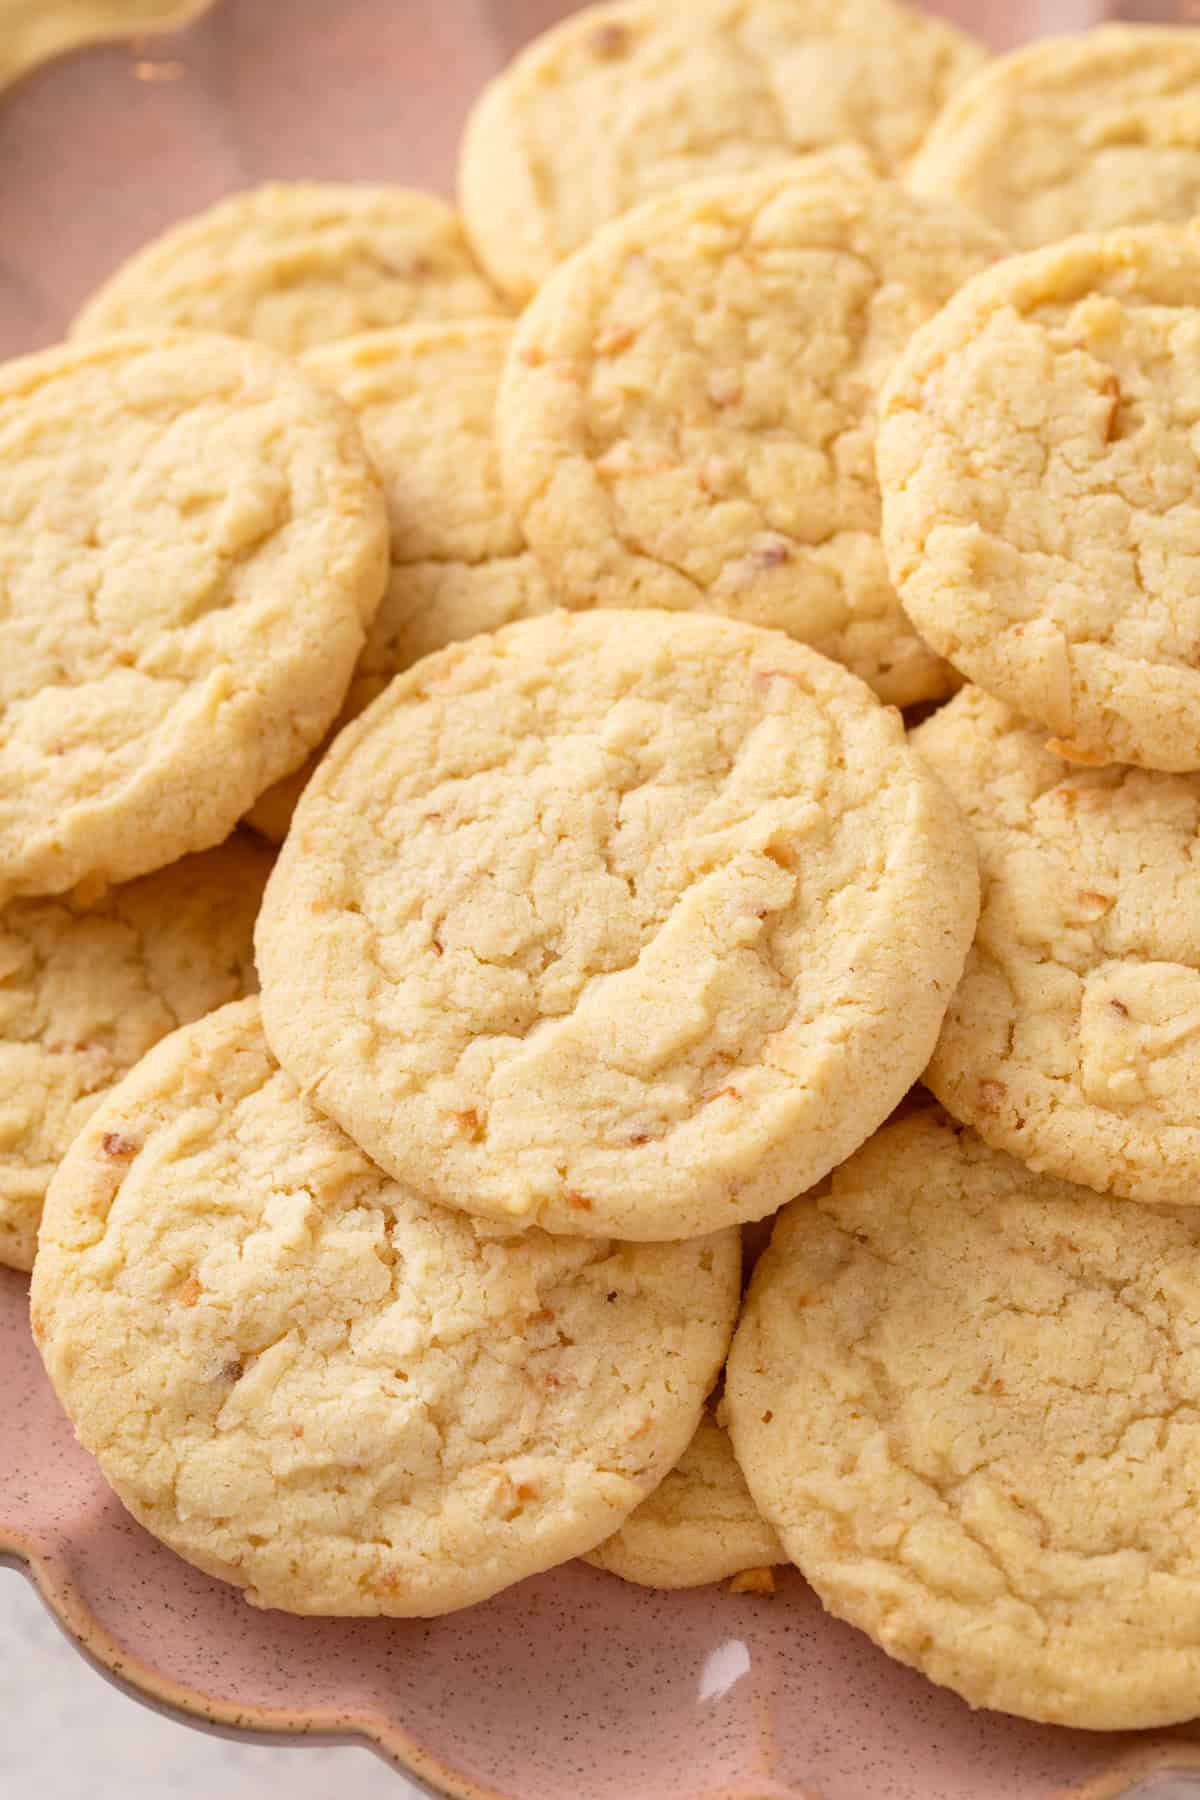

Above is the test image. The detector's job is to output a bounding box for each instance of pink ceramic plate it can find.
[4,2,1200,1795]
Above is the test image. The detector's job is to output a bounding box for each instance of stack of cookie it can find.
[11,0,1200,1741]
[0,323,393,1269]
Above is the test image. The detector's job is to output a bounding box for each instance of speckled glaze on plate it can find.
[3,3,1200,1795]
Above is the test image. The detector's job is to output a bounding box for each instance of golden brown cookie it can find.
[0,331,388,899]
[878,225,1200,771]
[585,1412,782,1589]
[909,28,1200,250]
[0,834,270,1271]
[727,1109,1200,1730]
[256,609,978,1241]
[73,184,508,354]
[499,156,1004,706]
[460,0,987,302]
[247,322,555,842]
[32,999,740,1616]
[913,685,1200,1208]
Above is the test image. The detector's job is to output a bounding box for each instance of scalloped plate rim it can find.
[9,1529,1200,1800]
[0,1531,474,1799]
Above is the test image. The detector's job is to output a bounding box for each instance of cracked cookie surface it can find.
[0,331,388,899]
[459,0,987,303]
[255,608,978,1240]
[913,686,1200,1207]
[878,226,1200,770]
[908,27,1200,251]
[585,1411,782,1588]
[72,183,508,355]
[726,1107,1200,1730]
[0,833,269,1271]
[499,156,1004,706]
[32,998,740,1617]
[247,321,556,842]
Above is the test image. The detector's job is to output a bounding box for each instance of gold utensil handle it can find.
[0,0,212,96]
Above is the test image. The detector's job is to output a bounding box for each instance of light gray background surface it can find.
[0,1569,424,1797]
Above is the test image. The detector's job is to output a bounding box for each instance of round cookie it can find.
[0,331,388,900]
[0,833,270,1272]
[726,1108,1200,1730]
[585,1412,782,1589]
[913,685,1200,1209]
[878,225,1200,772]
[32,998,740,1617]
[247,321,556,842]
[72,184,508,355]
[255,608,979,1241]
[908,28,1200,252]
[499,156,1005,707]
[459,0,987,303]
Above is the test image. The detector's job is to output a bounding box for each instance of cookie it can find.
[909,27,1200,251]
[726,1108,1200,1730]
[255,609,979,1241]
[31,998,740,1617]
[72,184,508,355]
[0,331,388,900]
[499,156,1005,707]
[247,322,556,842]
[913,685,1200,1208]
[459,0,987,303]
[878,226,1200,772]
[585,1412,782,1589]
[0,833,270,1272]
